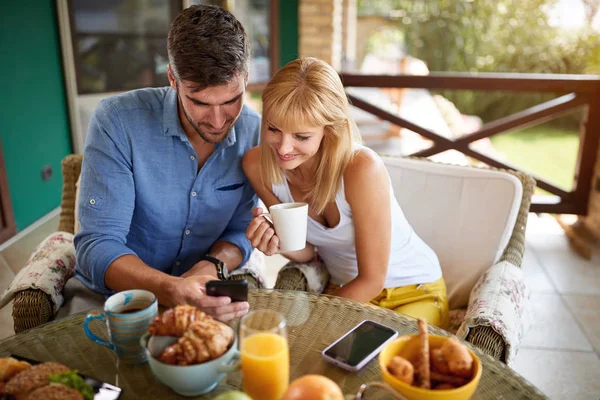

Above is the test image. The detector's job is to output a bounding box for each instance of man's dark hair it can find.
[167,4,249,91]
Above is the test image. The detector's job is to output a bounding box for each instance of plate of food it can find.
[0,355,122,399]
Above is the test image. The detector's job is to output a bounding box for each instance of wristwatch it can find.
[201,255,229,280]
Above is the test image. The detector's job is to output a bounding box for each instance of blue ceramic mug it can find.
[84,289,158,364]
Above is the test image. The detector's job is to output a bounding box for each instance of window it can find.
[67,0,274,95]
[68,0,181,94]
[189,0,273,84]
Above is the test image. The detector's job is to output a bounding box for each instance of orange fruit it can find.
[281,374,344,400]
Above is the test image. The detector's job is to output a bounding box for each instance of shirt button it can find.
[190,155,196,160]
[175,261,181,266]
[185,229,191,235]
[89,199,96,205]
[191,191,197,197]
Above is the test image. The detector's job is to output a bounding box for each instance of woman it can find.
[243,57,448,327]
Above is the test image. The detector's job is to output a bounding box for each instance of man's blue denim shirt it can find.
[74,87,260,295]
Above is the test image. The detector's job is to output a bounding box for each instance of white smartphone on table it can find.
[321,320,398,372]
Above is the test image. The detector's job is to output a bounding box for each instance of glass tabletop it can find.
[0,289,546,399]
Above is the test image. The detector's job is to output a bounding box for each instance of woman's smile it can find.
[277,152,299,162]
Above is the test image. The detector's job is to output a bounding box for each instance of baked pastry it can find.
[440,337,473,377]
[148,305,206,337]
[387,356,414,384]
[2,361,70,398]
[416,318,431,389]
[149,305,235,365]
[0,357,31,382]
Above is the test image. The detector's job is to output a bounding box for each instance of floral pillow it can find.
[0,232,76,314]
[456,260,531,365]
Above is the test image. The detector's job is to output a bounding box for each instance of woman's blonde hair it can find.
[260,57,362,215]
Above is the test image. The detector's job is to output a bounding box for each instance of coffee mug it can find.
[141,333,240,396]
[84,289,158,364]
[260,202,308,252]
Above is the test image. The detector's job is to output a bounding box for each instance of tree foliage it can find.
[358,0,600,125]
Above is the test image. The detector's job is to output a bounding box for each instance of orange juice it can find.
[241,332,289,400]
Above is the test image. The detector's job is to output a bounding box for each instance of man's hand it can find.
[181,260,218,279]
[167,275,249,322]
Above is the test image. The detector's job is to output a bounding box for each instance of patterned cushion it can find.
[0,232,76,313]
[456,261,530,365]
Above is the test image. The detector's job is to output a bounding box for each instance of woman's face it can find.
[264,120,325,170]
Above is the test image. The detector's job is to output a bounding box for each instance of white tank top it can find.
[271,146,441,288]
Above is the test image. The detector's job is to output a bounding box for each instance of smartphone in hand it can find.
[206,279,248,302]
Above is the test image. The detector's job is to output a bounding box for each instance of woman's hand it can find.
[246,207,281,256]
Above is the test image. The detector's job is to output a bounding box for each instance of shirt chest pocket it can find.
[212,181,245,210]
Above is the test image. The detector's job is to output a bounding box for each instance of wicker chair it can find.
[12,154,82,332]
[382,156,535,363]
[11,154,534,364]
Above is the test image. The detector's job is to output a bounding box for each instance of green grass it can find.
[489,125,580,193]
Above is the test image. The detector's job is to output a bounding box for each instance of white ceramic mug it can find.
[260,202,308,252]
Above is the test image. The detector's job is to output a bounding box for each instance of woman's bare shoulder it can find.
[344,148,386,184]
[242,146,261,176]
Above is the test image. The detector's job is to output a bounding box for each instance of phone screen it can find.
[323,321,397,367]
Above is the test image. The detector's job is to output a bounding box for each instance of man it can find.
[66,4,259,322]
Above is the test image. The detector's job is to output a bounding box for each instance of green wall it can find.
[0,2,72,231]
[279,0,299,67]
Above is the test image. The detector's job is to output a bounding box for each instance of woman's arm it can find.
[334,150,391,301]
[242,147,316,262]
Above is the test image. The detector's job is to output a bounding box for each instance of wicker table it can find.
[0,290,545,399]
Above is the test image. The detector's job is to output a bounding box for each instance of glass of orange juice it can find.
[240,310,289,400]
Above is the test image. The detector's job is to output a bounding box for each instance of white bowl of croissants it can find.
[140,305,238,397]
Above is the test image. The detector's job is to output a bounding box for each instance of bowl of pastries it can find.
[0,357,95,399]
[140,305,238,397]
[379,319,482,400]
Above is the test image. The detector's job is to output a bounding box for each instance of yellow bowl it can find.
[379,334,482,400]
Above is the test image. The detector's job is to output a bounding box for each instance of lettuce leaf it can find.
[49,370,94,400]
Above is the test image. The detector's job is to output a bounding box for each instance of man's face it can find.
[168,66,246,144]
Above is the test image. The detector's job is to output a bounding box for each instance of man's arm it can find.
[75,99,139,294]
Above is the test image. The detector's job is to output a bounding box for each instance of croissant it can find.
[159,318,234,365]
[148,305,207,337]
[149,305,235,365]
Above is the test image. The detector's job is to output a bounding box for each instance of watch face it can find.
[219,265,229,279]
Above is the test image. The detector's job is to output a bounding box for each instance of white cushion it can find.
[383,157,522,309]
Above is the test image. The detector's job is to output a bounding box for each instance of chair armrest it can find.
[465,325,506,361]
[457,261,530,365]
[0,232,76,334]
[12,289,54,333]
[58,154,83,234]
[498,170,536,267]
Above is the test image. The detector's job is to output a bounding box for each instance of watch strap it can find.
[201,255,228,280]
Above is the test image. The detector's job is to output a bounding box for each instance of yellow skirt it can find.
[325,277,449,328]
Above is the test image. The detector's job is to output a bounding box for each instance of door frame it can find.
[0,140,16,244]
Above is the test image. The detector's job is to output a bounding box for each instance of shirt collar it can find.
[162,86,237,149]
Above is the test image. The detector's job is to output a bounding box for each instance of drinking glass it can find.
[239,310,289,400]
